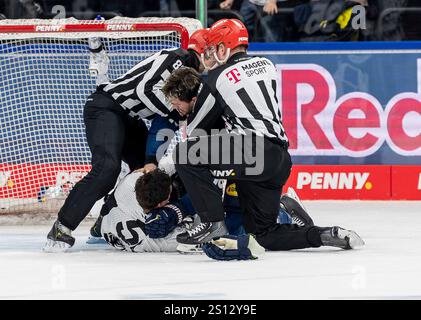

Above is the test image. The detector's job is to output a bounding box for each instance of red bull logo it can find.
[279,60,421,157]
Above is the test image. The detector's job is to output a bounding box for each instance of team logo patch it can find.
[226,183,238,197]
[211,169,236,177]
[226,68,241,84]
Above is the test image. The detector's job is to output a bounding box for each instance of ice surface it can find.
[1,201,421,300]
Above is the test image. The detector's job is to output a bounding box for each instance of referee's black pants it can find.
[174,131,323,251]
[58,92,148,230]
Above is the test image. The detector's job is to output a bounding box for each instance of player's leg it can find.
[58,93,125,229]
[223,181,246,236]
[237,182,364,251]
[174,133,246,245]
[87,189,118,242]
[174,131,273,245]
[145,115,178,166]
[174,160,228,244]
[121,116,149,171]
[223,180,299,229]
[230,138,323,250]
[236,180,322,250]
[88,116,154,242]
[44,93,126,251]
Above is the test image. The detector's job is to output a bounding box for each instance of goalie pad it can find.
[145,203,184,238]
[202,234,265,261]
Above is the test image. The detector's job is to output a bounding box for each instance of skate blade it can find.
[176,243,203,254]
[86,236,107,245]
[347,231,365,249]
[337,229,365,249]
[42,239,72,253]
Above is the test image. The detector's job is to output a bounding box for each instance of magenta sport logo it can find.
[278,59,421,158]
[225,68,241,84]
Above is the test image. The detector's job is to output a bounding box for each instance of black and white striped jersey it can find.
[98,48,199,121]
[187,52,288,145]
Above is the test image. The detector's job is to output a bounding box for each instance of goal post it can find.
[0,17,202,216]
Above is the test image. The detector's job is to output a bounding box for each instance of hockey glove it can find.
[203,234,265,261]
[145,204,184,238]
[158,154,176,176]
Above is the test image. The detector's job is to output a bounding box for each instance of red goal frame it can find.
[0,21,190,49]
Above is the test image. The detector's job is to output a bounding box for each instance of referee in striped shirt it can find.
[163,20,324,251]
[44,29,214,252]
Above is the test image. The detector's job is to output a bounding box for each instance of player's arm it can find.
[144,115,178,167]
[144,203,185,239]
[136,51,185,117]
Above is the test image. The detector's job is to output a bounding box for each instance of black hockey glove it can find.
[202,234,265,261]
[145,204,184,238]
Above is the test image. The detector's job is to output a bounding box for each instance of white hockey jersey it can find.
[100,171,186,252]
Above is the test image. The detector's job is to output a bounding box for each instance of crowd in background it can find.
[1,0,419,42]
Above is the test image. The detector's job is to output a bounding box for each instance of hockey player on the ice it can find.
[160,19,365,260]
[95,169,195,253]
[88,167,306,253]
[43,28,215,252]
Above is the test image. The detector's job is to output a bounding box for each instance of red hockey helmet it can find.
[207,19,249,50]
[188,28,209,55]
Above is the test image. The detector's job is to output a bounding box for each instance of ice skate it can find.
[280,187,314,227]
[43,220,75,253]
[320,226,365,250]
[176,220,228,245]
[86,215,107,244]
[176,215,203,253]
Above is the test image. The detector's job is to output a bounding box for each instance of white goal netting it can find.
[0,17,201,216]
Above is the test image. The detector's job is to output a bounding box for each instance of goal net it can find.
[0,17,201,217]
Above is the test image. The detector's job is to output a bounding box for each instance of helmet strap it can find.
[201,53,214,71]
